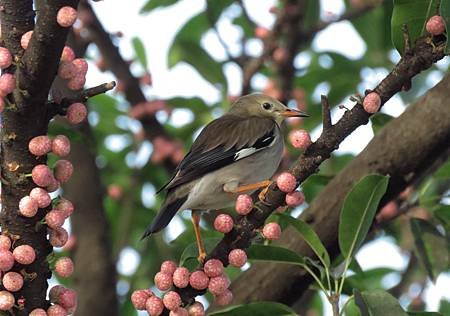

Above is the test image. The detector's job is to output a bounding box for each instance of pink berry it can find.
[0,291,14,311]
[203,259,223,278]
[2,272,23,292]
[173,267,190,288]
[72,58,88,76]
[188,302,205,316]
[66,102,87,124]
[154,272,173,291]
[273,47,288,63]
[426,15,446,36]
[208,275,230,295]
[29,135,52,156]
[56,6,77,28]
[163,291,182,311]
[228,249,247,268]
[235,194,253,215]
[19,195,38,217]
[46,177,60,193]
[61,46,75,62]
[30,308,47,316]
[131,289,152,310]
[262,222,281,240]
[215,289,233,306]
[146,296,164,316]
[289,129,312,149]
[54,159,73,183]
[363,92,381,114]
[276,172,297,193]
[21,31,33,49]
[0,236,11,251]
[55,257,74,277]
[55,199,74,218]
[30,187,51,208]
[49,227,69,247]
[13,244,35,264]
[214,214,234,233]
[285,191,305,207]
[58,288,77,309]
[47,304,67,316]
[32,164,54,187]
[170,308,188,316]
[58,61,76,80]
[0,47,12,69]
[189,270,209,290]
[67,74,86,91]
[376,201,399,223]
[107,184,123,200]
[45,210,66,229]
[254,27,270,39]
[0,73,16,96]
[49,285,66,302]
[0,250,14,271]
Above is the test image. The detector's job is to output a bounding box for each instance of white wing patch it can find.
[233,136,276,161]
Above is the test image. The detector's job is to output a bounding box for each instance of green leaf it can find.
[439,299,450,315]
[434,159,450,179]
[343,267,397,294]
[391,0,440,55]
[168,13,227,88]
[247,244,305,266]
[132,37,148,69]
[209,302,297,316]
[407,312,443,315]
[370,113,394,134]
[339,174,389,260]
[410,218,449,282]
[440,0,450,53]
[354,289,408,316]
[434,204,450,230]
[179,238,220,266]
[302,174,332,202]
[278,214,330,267]
[140,0,178,13]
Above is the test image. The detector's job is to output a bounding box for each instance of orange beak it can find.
[281,108,309,118]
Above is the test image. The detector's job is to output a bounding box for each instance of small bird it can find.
[142,93,308,261]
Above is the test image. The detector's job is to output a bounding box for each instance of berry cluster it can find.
[0,6,86,314]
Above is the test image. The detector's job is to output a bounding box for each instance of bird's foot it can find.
[258,180,274,201]
[197,250,207,264]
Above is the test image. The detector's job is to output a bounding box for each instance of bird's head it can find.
[229,93,308,125]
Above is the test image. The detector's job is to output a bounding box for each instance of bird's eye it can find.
[262,102,272,110]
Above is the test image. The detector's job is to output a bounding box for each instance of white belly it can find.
[182,134,283,211]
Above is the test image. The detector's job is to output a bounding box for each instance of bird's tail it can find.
[141,194,188,240]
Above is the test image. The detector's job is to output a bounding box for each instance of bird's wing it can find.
[159,115,278,192]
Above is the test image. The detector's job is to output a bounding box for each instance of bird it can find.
[142,93,308,261]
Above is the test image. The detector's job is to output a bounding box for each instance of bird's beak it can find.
[281,108,309,118]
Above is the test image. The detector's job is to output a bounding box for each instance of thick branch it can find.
[174,33,447,306]
[0,1,78,314]
[229,74,450,306]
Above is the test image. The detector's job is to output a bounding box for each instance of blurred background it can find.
[48,0,450,315]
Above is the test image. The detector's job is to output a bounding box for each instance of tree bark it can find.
[0,1,78,314]
[62,122,119,316]
[228,74,450,306]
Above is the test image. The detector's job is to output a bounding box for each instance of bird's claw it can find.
[197,251,207,264]
[258,181,273,201]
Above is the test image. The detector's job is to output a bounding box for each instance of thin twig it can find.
[321,95,332,130]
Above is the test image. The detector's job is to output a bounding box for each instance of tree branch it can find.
[229,74,450,307]
[172,33,447,308]
[0,0,79,314]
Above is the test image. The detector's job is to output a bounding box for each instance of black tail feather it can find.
[141,195,188,240]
